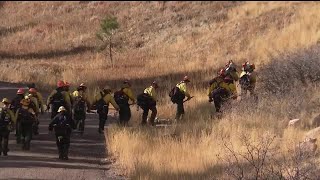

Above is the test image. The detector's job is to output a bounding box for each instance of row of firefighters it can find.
[0,61,256,159]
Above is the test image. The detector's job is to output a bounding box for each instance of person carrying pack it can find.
[47,80,71,119]
[172,76,192,121]
[49,106,75,160]
[114,80,136,126]
[16,98,36,151]
[240,61,257,100]
[27,83,45,114]
[72,83,91,134]
[137,81,158,126]
[93,86,119,134]
[10,88,25,144]
[210,76,237,114]
[27,89,41,136]
[0,98,16,156]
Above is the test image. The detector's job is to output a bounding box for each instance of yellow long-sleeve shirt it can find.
[122,87,136,103]
[94,91,119,110]
[207,77,224,96]
[144,86,157,101]
[220,81,237,97]
[46,89,71,111]
[176,82,191,98]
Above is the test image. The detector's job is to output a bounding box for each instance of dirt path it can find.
[0,82,126,180]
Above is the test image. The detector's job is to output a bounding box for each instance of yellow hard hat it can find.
[73,91,79,97]
[57,106,66,112]
[2,98,10,104]
[20,99,30,106]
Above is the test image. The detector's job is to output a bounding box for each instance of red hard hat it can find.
[17,88,25,95]
[29,88,37,93]
[57,80,65,88]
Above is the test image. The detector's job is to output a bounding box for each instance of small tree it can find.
[97,15,119,67]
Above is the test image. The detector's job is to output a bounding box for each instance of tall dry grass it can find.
[106,50,320,179]
[1,2,320,94]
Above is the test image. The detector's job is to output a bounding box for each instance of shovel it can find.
[183,96,194,103]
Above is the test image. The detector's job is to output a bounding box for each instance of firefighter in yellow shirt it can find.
[175,76,192,121]
[46,80,72,119]
[27,83,45,114]
[240,61,257,100]
[141,81,158,126]
[210,76,237,113]
[114,80,136,126]
[94,86,119,134]
[0,98,16,156]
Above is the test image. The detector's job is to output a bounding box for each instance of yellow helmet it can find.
[2,98,10,104]
[20,99,30,106]
[57,106,66,112]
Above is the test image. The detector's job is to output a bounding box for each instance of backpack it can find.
[239,73,251,89]
[18,108,34,125]
[95,91,108,113]
[54,115,70,135]
[0,108,11,128]
[114,89,129,106]
[73,96,86,112]
[169,86,185,104]
[10,95,23,112]
[50,90,66,108]
[137,93,154,108]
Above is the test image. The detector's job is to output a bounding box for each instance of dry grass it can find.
[1,2,320,93]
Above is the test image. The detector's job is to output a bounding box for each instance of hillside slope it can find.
[1,1,320,91]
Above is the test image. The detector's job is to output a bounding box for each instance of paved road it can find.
[0,83,125,180]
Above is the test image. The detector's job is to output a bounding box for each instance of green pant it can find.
[20,123,33,150]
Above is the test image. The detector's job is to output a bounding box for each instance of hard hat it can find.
[79,83,86,87]
[2,98,10,104]
[20,99,30,106]
[73,91,79,97]
[152,81,159,88]
[122,80,131,88]
[29,88,37,93]
[57,106,66,112]
[24,95,30,100]
[183,76,190,82]
[17,88,25,95]
[57,80,65,88]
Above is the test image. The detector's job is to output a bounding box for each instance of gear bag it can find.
[50,90,66,108]
[18,108,34,125]
[54,115,70,135]
[114,89,129,105]
[137,93,155,108]
[239,73,251,89]
[95,91,108,113]
[73,96,86,112]
[10,96,23,112]
[169,86,185,104]
[0,108,12,129]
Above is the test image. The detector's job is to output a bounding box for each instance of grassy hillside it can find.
[2,1,320,179]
